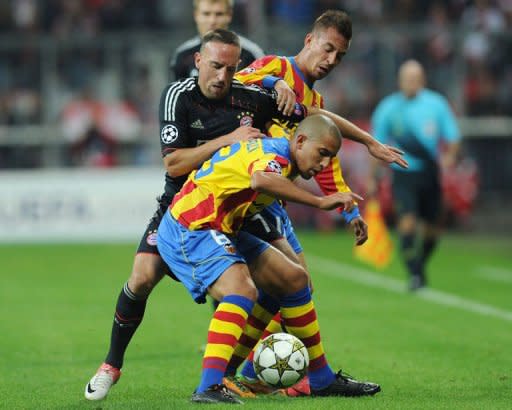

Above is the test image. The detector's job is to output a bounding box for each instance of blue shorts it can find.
[157,211,269,303]
[261,202,303,254]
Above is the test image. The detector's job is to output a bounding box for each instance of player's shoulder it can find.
[237,55,284,76]
[377,92,401,110]
[261,136,290,157]
[160,78,197,114]
[252,54,286,65]
[232,78,273,96]
[385,91,402,103]
[420,88,448,105]
[161,77,197,96]
[238,34,265,59]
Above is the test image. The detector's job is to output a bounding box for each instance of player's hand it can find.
[225,126,265,145]
[317,192,363,211]
[274,80,296,116]
[368,141,408,169]
[350,216,368,246]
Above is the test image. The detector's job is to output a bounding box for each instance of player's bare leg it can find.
[234,239,315,395]
[226,243,380,397]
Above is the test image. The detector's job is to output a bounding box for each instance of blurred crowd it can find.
[316,0,512,119]
[0,0,511,168]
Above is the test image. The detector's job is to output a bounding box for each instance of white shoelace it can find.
[92,371,115,390]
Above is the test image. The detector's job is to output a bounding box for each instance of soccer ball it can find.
[253,332,309,388]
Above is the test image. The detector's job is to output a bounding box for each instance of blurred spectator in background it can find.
[50,0,100,39]
[11,0,39,33]
[61,87,115,167]
[370,60,461,291]
[60,86,140,167]
[170,0,264,80]
[268,0,315,24]
[461,0,507,115]
[0,0,510,182]
[425,2,456,98]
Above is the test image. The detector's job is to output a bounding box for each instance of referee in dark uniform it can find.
[170,0,264,80]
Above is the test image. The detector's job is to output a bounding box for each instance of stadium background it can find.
[1,2,511,409]
[1,0,511,238]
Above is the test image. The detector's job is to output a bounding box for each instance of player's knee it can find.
[285,264,309,294]
[128,255,165,297]
[398,214,416,234]
[235,273,258,301]
[243,283,259,302]
[225,281,258,302]
[128,270,157,297]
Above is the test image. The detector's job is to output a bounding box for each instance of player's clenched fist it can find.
[274,80,297,116]
[350,217,368,246]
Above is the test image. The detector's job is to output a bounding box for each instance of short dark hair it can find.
[193,0,233,11]
[200,28,240,51]
[313,10,352,41]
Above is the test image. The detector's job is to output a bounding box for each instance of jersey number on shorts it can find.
[210,230,231,246]
[251,213,282,234]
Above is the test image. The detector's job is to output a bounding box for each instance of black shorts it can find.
[241,210,283,243]
[137,194,174,254]
[392,169,441,223]
[137,193,180,281]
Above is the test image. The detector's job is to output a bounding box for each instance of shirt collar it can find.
[194,78,233,104]
[288,57,315,89]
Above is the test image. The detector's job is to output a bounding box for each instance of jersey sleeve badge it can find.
[161,124,179,144]
[265,159,283,174]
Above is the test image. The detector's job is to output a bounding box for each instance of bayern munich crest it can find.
[161,124,178,144]
[238,111,254,127]
[240,116,253,127]
[146,230,158,246]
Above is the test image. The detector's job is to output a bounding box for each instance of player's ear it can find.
[304,32,313,47]
[194,52,201,69]
[296,133,307,148]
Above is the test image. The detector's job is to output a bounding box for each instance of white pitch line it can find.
[475,265,512,284]
[307,254,512,322]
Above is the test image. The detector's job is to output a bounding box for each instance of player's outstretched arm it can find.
[307,106,408,169]
[251,171,362,210]
[164,126,264,177]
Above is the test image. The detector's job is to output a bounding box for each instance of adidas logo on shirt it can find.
[191,119,204,129]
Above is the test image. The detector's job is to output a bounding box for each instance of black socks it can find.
[400,232,422,278]
[105,283,147,369]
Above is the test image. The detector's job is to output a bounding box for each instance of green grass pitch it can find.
[1,231,511,409]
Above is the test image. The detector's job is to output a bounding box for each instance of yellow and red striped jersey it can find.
[235,55,351,197]
[170,138,292,234]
